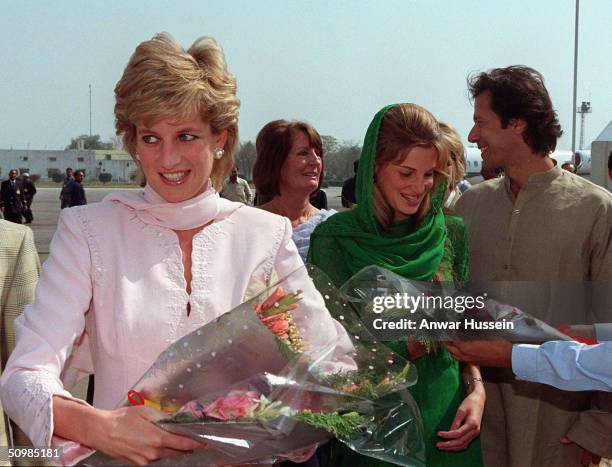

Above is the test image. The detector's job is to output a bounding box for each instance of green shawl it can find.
[308,104,447,281]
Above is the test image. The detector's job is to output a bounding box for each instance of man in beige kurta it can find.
[455,65,612,467]
[220,166,252,205]
[0,220,40,448]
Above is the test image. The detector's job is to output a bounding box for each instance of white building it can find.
[0,148,136,182]
[590,120,612,192]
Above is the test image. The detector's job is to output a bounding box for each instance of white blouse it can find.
[0,196,352,463]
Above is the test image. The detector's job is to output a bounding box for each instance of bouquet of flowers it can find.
[84,266,426,466]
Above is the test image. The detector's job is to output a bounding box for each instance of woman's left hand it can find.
[436,384,485,451]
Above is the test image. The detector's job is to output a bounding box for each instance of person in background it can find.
[561,161,577,174]
[66,170,87,207]
[0,170,24,224]
[309,188,327,210]
[220,165,252,204]
[440,123,470,210]
[340,160,358,208]
[310,104,484,467]
[446,332,612,393]
[20,173,37,224]
[253,119,336,263]
[455,65,612,467]
[60,167,75,209]
[0,220,41,449]
[446,335,612,465]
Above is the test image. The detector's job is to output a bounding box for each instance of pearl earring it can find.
[134,154,141,162]
[213,147,225,160]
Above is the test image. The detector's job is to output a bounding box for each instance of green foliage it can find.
[322,364,412,399]
[294,410,371,439]
[29,174,40,183]
[324,141,361,183]
[51,173,64,183]
[234,141,256,180]
[321,135,339,155]
[275,335,299,361]
[66,134,114,150]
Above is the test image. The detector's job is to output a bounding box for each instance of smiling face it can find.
[135,115,227,203]
[468,91,517,170]
[375,146,438,222]
[279,130,322,196]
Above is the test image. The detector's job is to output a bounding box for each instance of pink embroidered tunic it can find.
[0,187,351,464]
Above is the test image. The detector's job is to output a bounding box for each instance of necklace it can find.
[266,199,317,228]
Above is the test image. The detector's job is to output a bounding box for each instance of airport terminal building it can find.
[0,148,136,182]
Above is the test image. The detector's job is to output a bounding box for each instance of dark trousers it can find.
[3,210,22,224]
[23,200,33,223]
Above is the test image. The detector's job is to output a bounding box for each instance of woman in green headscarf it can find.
[308,104,484,466]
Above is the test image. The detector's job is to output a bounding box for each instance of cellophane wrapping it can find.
[339,265,573,345]
[82,265,426,466]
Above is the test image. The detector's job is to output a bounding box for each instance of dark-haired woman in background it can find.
[253,120,336,262]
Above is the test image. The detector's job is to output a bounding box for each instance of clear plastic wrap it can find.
[82,266,426,466]
[338,265,573,344]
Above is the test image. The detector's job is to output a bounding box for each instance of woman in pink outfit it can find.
[0,33,350,465]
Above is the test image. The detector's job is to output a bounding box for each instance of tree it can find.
[109,135,124,150]
[321,135,339,156]
[66,134,114,150]
[234,141,257,180]
[322,140,361,184]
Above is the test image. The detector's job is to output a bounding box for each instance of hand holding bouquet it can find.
[84,266,425,466]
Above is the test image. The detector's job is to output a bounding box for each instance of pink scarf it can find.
[104,184,242,230]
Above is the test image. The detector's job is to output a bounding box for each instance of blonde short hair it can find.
[114,32,240,191]
[439,122,466,190]
[373,104,449,229]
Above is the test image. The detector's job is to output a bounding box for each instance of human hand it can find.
[93,406,206,465]
[279,444,318,463]
[560,436,601,466]
[436,385,485,451]
[445,341,513,368]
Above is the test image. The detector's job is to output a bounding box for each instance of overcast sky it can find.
[1,0,610,152]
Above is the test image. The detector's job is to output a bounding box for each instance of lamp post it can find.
[89,84,92,137]
[571,0,580,158]
[577,101,592,150]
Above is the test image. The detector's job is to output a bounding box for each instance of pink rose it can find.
[203,390,260,421]
[261,313,290,339]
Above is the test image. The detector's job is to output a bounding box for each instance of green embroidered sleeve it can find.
[444,215,469,282]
